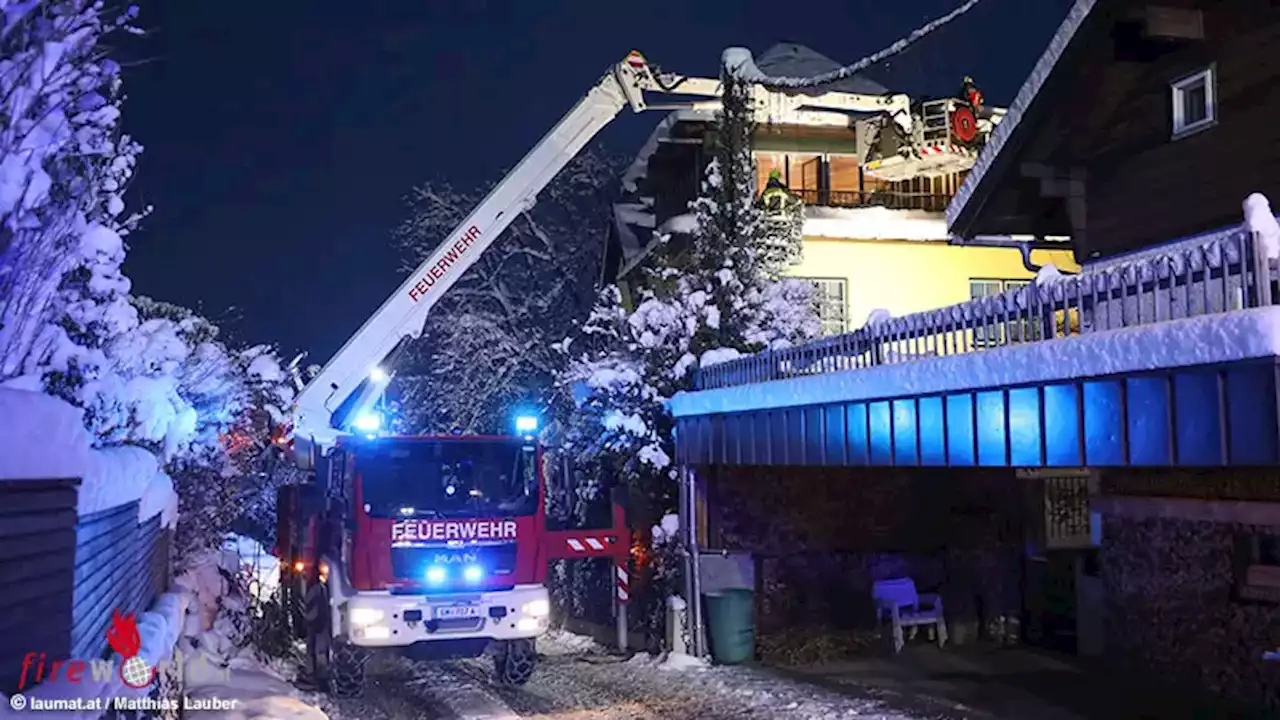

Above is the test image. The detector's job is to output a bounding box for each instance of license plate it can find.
[435,604,482,619]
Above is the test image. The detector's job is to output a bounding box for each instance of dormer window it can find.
[1170,66,1216,139]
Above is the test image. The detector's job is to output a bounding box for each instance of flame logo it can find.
[106,610,140,658]
[106,610,155,689]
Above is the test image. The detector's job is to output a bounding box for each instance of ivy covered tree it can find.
[555,69,820,643]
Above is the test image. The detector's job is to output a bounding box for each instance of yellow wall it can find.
[786,236,1080,331]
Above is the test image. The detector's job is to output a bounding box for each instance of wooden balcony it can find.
[791,188,951,214]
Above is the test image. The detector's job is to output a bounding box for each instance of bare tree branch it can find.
[391,145,626,433]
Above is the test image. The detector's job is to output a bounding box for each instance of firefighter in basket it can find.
[960,76,989,118]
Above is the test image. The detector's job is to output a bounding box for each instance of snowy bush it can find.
[175,547,255,669]
[556,70,820,643]
[393,146,624,435]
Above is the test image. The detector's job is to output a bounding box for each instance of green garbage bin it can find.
[703,588,755,665]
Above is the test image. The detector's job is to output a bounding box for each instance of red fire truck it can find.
[273,50,993,697]
[275,427,630,695]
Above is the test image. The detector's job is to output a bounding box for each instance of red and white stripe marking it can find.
[918,144,969,156]
[615,563,630,604]
[565,536,609,553]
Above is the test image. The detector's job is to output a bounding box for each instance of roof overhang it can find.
[946,0,1099,240]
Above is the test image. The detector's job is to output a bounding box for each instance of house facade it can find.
[603,42,1079,332]
[663,3,1280,713]
[944,0,1280,708]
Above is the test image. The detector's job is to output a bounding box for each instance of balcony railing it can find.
[696,230,1273,390]
[791,188,952,213]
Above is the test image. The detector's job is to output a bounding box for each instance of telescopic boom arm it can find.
[286,51,911,464]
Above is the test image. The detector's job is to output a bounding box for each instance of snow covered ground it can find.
[312,630,961,720]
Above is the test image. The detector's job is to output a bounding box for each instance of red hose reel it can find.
[950,105,979,145]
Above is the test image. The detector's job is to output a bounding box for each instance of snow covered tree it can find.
[392,146,623,434]
[555,70,820,641]
[0,3,295,561]
[0,2,146,384]
[0,0,205,455]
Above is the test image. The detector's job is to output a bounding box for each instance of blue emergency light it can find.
[353,410,382,433]
[424,564,485,586]
[514,415,538,434]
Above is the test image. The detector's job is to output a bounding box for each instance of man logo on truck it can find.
[432,552,479,565]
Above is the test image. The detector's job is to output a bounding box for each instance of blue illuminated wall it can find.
[675,359,1280,468]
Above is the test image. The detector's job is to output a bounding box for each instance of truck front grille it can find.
[390,542,518,581]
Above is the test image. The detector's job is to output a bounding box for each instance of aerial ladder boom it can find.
[287,51,918,465]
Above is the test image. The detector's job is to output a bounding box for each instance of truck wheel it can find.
[494,639,536,686]
[303,585,332,685]
[287,576,307,640]
[328,642,369,698]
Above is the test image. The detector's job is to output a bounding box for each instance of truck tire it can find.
[303,584,369,698]
[302,585,332,685]
[493,639,536,686]
[290,576,309,640]
[328,641,368,699]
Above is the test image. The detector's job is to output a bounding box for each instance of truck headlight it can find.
[522,599,550,618]
[349,607,385,626]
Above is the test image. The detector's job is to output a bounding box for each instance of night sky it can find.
[121,0,1072,362]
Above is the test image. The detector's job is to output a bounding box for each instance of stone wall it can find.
[1099,469,1280,712]
[1101,514,1280,711]
[703,466,1024,640]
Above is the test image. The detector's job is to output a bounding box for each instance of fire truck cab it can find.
[276,426,572,693]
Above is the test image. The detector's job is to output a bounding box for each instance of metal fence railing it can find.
[696,230,1273,391]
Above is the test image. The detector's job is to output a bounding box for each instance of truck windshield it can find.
[356,439,538,519]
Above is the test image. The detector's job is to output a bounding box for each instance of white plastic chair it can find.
[872,577,948,653]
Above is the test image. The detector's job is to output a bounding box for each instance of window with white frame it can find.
[800,278,848,335]
[970,278,1034,347]
[1170,67,1216,138]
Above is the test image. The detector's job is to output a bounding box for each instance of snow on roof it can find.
[658,213,699,235]
[0,388,177,522]
[803,206,948,241]
[0,388,93,483]
[670,305,1280,417]
[945,0,1098,232]
[753,42,889,96]
[616,203,656,230]
[622,112,679,194]
[613,202,654,262]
